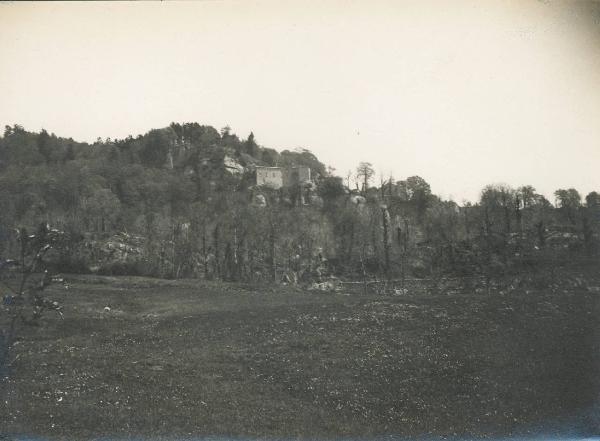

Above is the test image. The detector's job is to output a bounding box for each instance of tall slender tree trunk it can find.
[382,206,391,280]
[202,221,208,279]
[213,224,221,280]
[269,218,276,282]
[347,222,355,265]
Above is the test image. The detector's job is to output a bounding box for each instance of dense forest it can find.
[0,123,598,284]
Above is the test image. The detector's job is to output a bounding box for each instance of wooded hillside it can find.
[1,123,598,282]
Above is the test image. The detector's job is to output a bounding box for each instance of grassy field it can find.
[1,273,599,440]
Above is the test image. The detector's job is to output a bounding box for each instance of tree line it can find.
[0,124,598,284]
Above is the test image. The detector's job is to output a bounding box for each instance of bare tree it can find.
[356,162,375,194]
[1,224,65,398]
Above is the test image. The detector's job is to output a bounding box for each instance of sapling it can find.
[0,223,66,393]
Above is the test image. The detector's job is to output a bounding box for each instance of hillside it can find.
[0,123,599,284]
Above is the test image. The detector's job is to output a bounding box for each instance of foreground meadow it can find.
[1,273,599,440]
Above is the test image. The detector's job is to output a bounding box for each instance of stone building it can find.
[256,167,284,188]
[255,166,311,189]
[283,166,311,187]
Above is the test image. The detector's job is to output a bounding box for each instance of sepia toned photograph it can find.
[0,1,599,440]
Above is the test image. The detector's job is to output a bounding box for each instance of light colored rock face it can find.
[224,155,245,175]
[253,194,267,207]
[350,195,367,205]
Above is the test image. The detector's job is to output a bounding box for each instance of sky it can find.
[1,0,600,203]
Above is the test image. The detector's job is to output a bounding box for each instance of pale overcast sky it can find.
[1,0,599,202]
